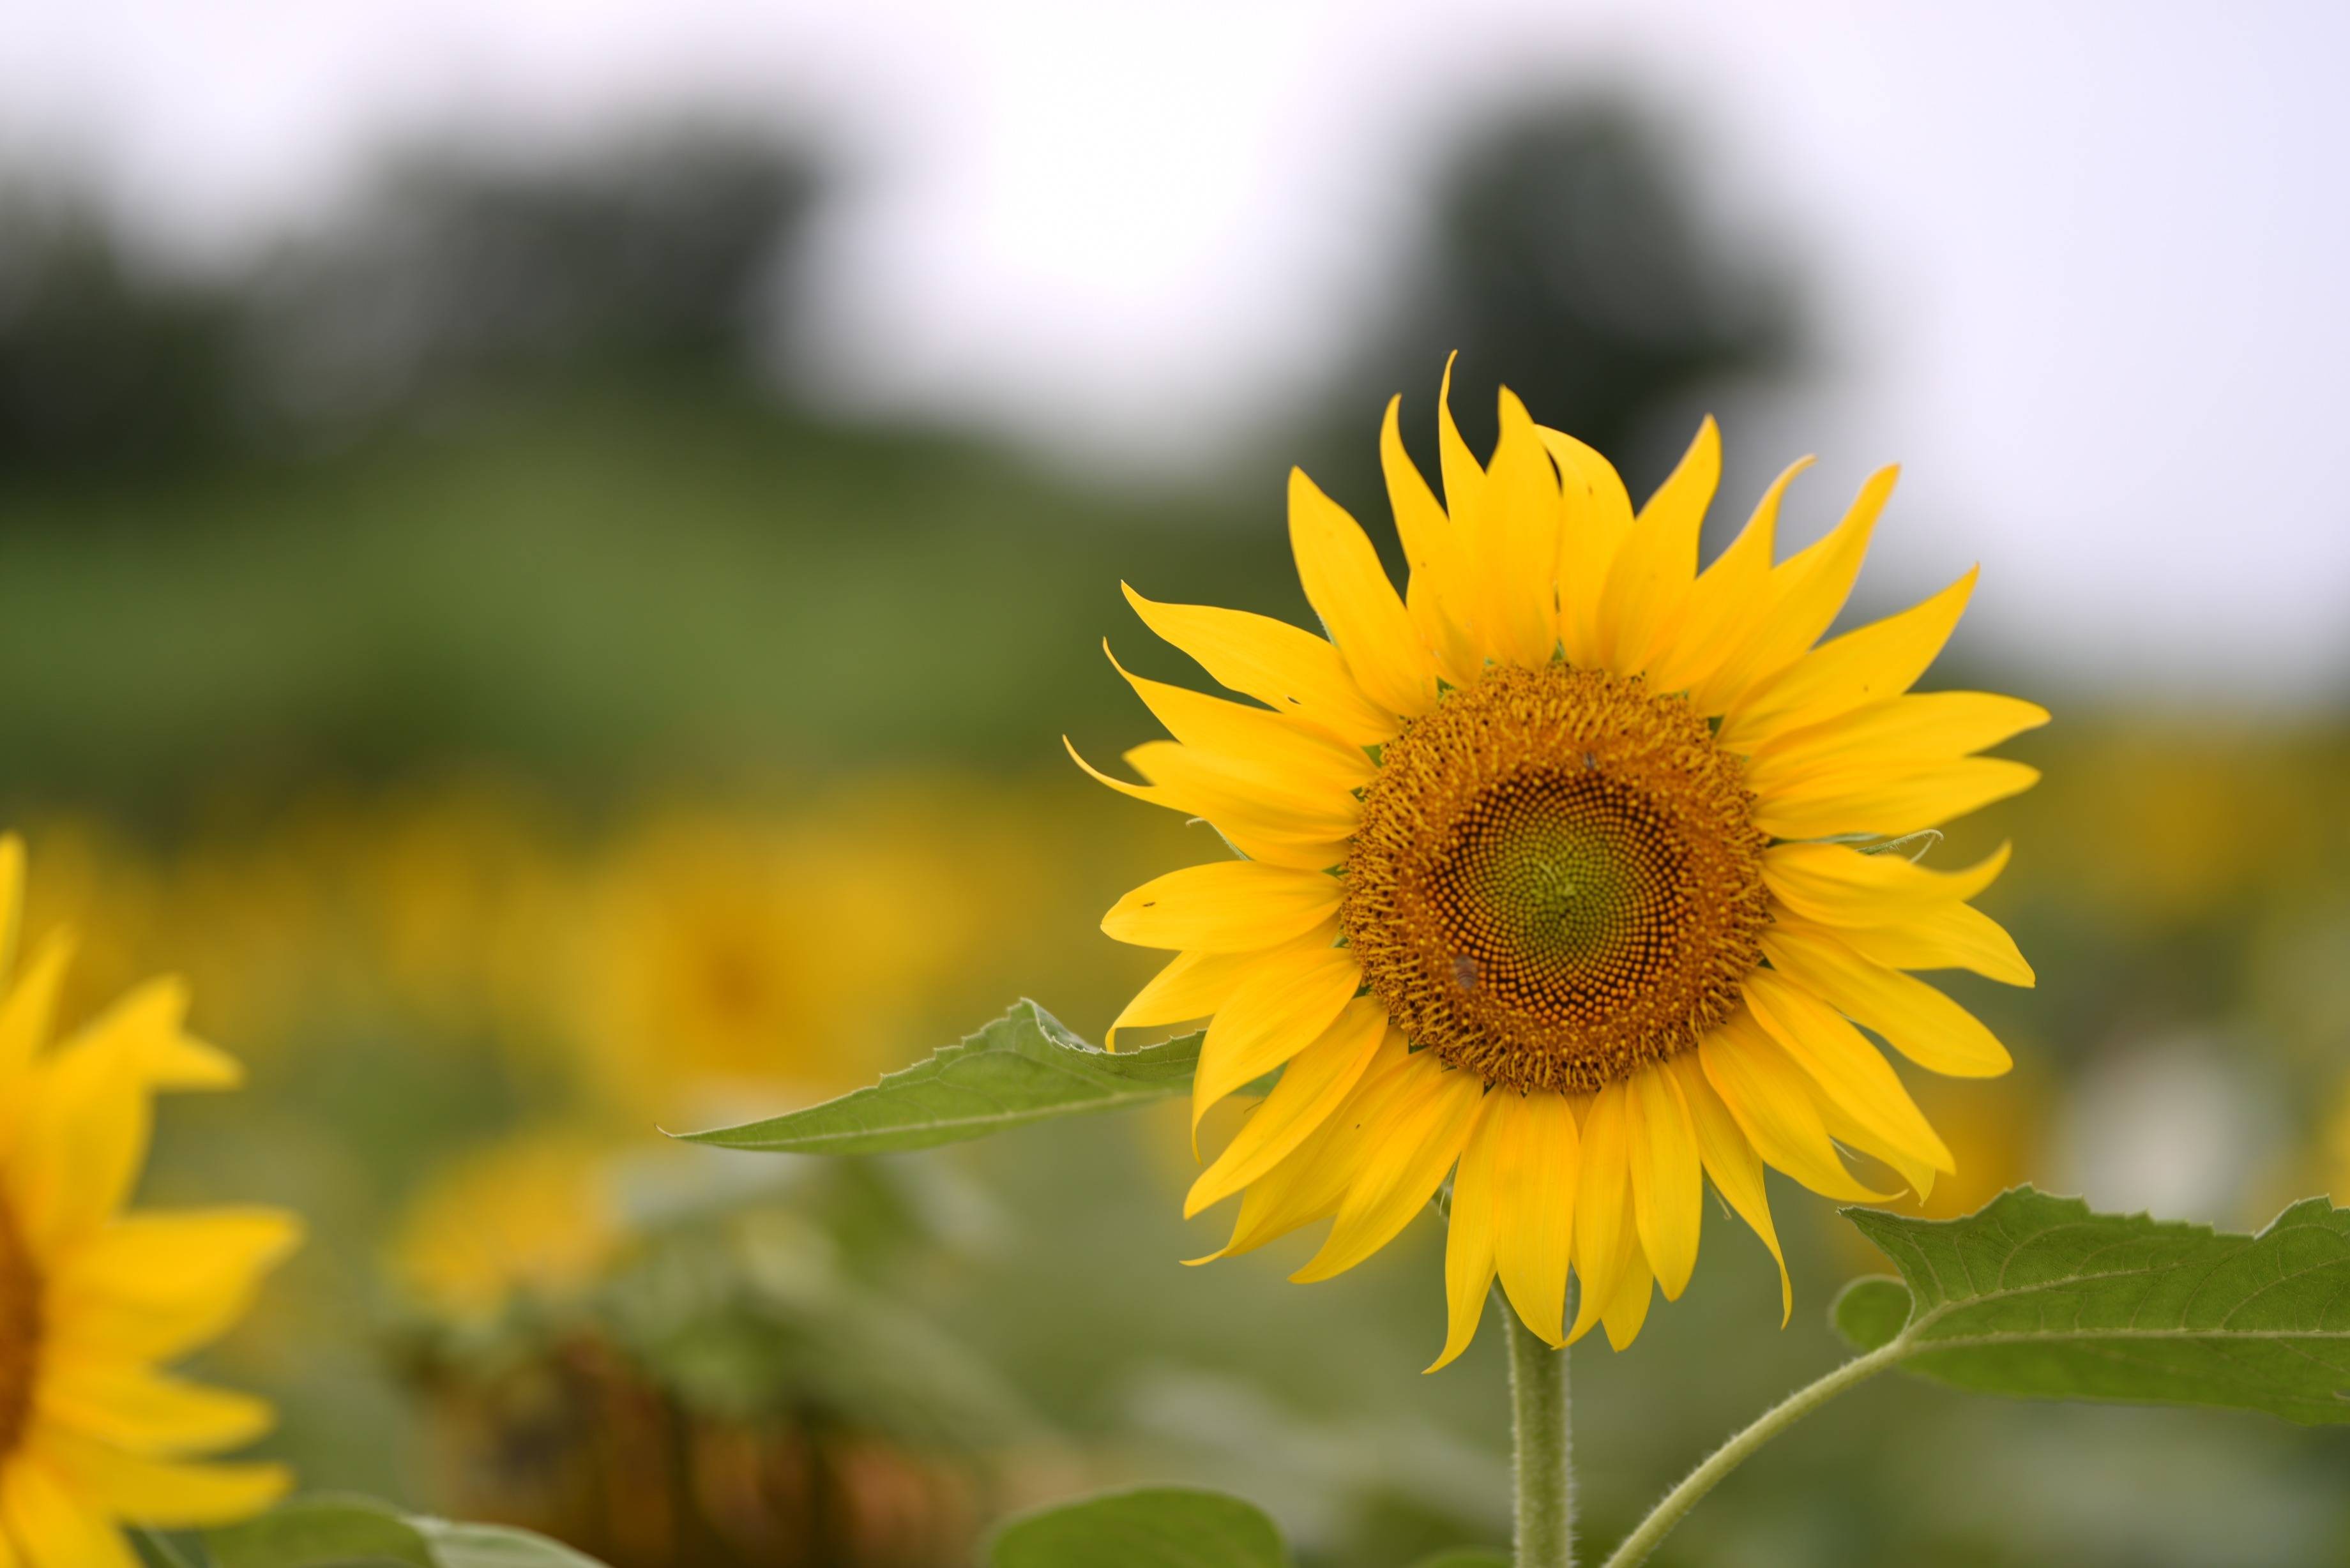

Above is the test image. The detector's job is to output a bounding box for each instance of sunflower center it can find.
[0,1198,41,1458]
[1343,663,1771,1093]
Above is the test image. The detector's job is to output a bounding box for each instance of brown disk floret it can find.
[1344,663,1771,1093]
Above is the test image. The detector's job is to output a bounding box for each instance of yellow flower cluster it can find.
[8,778,1174,1331]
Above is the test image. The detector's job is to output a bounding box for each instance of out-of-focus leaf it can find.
[988,1487,1287,1568]
[207,1498,433,1568]
[1404,1551,1512,1567]
[1838,1186,2350,1423]
[207,1497,605,1568]
[676,1001,1201,1155]
[407,1523,607,1568]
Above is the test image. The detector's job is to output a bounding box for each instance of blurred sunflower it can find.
[390,1128,625,1324]
[0,835,301,1560]
[568,808,989,1130]
[1076,368,2043,1364]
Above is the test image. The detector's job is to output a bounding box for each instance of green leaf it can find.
[1830,1275,1912,1352]
[206,1498,605,1568]
[1840,1186,2350,1423]
[987,1487,1287,1568]
[407,1524,607,1568]
[207,1498,433,1568]
[1404,1552,1512,1567]
[675,1000,1202,1155]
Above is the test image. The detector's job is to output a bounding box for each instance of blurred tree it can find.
[244,129,825,432]
[0,194,243,474]
[0,128,825,483]
[1323,96,1797,509]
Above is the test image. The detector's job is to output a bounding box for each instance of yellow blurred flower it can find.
[391,1129,624,1323]
[563,804,989,1129]
[2017,729,2329,929]
[0,834,300,1562]
[2321,1080,2350,1204]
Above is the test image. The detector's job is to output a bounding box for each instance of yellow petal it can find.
[1102,862,1342,952]
[1289,468,1439,717]
[1381,395,1482,685]
[8,1035,152,1257]
[38,1363,275,1456]
[1435,355,1499,665]
[1111,940,1324,1048]
[1066,739,1352,871]
[0,929,71,1085]
[1,1459,136,1568]
[1648,456,1812,697]
[1490,1090,1580,1346]
[0,834,23,989]
[0,929,76,1157]
[1119,740,1360,843]
[1567,1083,1631,1345]
[1815,1092,1941,1203]
[1763,840,2013,923]
[1752,757,2040,841]
[1596,416,1717,677]
[1292,1065,1485,1283]
[1429,1099,1503,1373]
[36,1430,290,1528]
[1744,969,1953,1186]
[132,1033,241,1094]
[1478,389,1564,667]
[1691,465,1897,714]
[1192,945,1365,1129]
[1826,903,2036,987]
[1195,1044,1421,1262]
[1123,583,1399,746]
[1105,642,1377,797]
[1598,1232,1655,1352]
[1741,693,2049,796]
[1698,1011,1890,1203]
[1669,1053,1789,1322]
[1764,923,2012,1076]
[61,977,239,1098]
[1718,567,1978,750]
[1542,428,1635,667]
[47,1209,303,1364]
[1625,1063,1702,1300]
[1187,1000,1388,1216]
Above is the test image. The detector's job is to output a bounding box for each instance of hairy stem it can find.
[1506,1306,1573,1567]
[1600,1338,1907,1568]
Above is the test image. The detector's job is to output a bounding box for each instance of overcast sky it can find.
[4,1,2346,700]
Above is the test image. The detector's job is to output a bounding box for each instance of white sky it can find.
[4,0,2347,699]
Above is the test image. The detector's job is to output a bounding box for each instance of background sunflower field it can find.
[5,7,2349,1565]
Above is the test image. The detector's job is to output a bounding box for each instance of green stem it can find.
[1505,1306,1573,1568]
[1599,1338,1907,1568]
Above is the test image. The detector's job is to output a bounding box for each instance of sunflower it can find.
[0,835,301,1562]
[1075,368,2042,1366]
[390,1127,624,1324]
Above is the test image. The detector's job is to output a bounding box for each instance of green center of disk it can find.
[1427,768,1687,1010]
